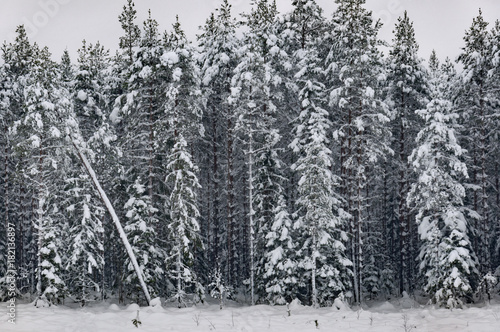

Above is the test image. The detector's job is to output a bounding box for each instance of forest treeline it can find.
[0,0,499,309]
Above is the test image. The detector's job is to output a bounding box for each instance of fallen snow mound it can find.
[373,301,396,312]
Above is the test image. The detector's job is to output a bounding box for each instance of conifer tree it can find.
[198,0,240,285]
[290,46,351,307]
[65,187,105,305]
[61,42,105,305]
[122,178,162,301]
[326,0,391,304]
[10,44,69,306]
[163,17,204,306]
[68,40,122,302]
[59,49,74,85]
[0,52,10,296]
[115,7,167,301]
[232,0,294,305]
[386,11,428,295]
[1,26,38,295]
[165,136,202,306]
[119,9,166,208]
[457,10,495,275]
[118,0,140,65]
[278,0,326,218]
[489,21,500,269]
[408,60,479,308]
[262,194,296,305]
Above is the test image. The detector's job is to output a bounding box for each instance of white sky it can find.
[0,0,499,63]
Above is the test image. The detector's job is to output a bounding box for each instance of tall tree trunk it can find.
[227,116,234,285]
[148,83,155,216]
[248,131,255,305]
[36,145,44,301]
[355,136,363,305]
[212,112,219,271]
[478,82,490,274]
[311,229,317,308]
[177,244,182,308]
[398,113,407,295]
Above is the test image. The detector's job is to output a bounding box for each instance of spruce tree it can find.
[62,41,105,306]
[118,0,140,65]
[326,0,391,304]
[408,59,479,308]
[457,10,495,275]
[198,0,240,286]
[10,44,69,306]
[278,0,326,223]
[163,17,204,306]
[385,11,428,295]
[1,26,38,295]
[115,7,167,301]
[69,40,122,302]
[232,0,293,305]
[122,178,162,301]
[165,136,202,306]
[0,51,10,299]
[489,20,500,270]
[65,186,105,305]
[290,46,351,307]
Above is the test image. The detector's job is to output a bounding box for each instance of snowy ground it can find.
[2,297,500,332]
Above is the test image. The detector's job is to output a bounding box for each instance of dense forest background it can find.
[1,0,499,309]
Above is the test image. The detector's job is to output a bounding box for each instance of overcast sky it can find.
[1,0,499,64]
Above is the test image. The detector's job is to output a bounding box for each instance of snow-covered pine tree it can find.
[73,41,113,143]
[10,43,69,306]
[262,0,329,306]
[65,185,105,306]
[118,8,165,204]
[59,50,74,85]
[68,40,119,302]
[282,0,325,52]
[114,6,167,301]
[108,0,142,302]
[232,0,294,305]
[163,16,203,146]
[198,0,240,286]
[407,59,479,309]
[1,26,39,295]
[489,20,500,270]
[165,135,202,307]
[262,193,296,305]
[0,51,10,297]
[326,0,392,305]
[122,178,162,302]
[118,0,140,66]
[127,9,167,210]
[428,50,440,74]
[385,11,428,296]
[277,0,326,225]
[457,10,495,275]
[163,17,204,306]
[290,46,351,307]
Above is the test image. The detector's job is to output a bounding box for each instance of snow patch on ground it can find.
[1,299,500,332]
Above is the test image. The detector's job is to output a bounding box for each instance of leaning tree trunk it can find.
[71,140,152,305]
